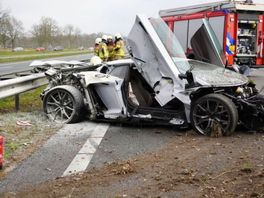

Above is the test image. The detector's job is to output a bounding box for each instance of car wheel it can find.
[191,94,238,136]
[43,85,84,123]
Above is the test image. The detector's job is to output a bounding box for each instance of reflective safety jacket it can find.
[94,44,100,56]
[107,41,115,61]
[114,39,125,60]
[99,42,109,61]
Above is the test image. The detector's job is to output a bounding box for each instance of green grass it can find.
[0,48,89,63]
[4,142,19,159]
[0,111,61,169]
[0,86,61,169]
[0,86,45,113]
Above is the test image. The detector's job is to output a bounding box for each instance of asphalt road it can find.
[250,68,264,90]
[0,68,263,194]
[0,54,91,75]
[0,122,177,193]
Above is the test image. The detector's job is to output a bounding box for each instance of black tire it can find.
[190,94,238,136]
[43,85,84,124]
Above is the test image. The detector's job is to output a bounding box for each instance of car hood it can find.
[191,62,248,87]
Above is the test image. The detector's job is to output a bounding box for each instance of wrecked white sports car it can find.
[35,15,264,136]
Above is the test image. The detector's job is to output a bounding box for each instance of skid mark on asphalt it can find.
[62,123,109,176]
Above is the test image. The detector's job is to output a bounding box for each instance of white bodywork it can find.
[40,15,249,125]
[80,71,126,119]
[127,15,248,122]
[128,15,190,107]
[29,60,88,67]
[106,59,134,66]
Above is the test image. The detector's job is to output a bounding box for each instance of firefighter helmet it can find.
[102,35,108,41]
[107,35,113,40]
[95,38,102,45]
[115,33,122,39]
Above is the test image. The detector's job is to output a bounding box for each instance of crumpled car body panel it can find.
[39,14,264,135]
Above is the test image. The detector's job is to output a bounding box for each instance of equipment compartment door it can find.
[236,14,258,66]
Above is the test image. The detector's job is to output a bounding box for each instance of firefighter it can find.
[94,38,101,56]
[99,35,109,62]
[107,35,115,61]
[113,33,125,60]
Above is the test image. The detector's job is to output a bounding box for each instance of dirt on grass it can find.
[2,131,264,198]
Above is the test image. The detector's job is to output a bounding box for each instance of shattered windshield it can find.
[188,59,223,71]
[149,18,191,73]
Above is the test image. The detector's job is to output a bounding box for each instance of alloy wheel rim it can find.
[46,90,75,123]
[193,99,231,135]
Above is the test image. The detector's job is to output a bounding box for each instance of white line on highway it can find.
[62,123,109,177]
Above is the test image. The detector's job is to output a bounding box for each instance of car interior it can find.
[106,64,187,125]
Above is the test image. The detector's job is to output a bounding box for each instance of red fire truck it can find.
[160,0,264,67]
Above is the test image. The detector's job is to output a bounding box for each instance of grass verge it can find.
[0,86,44,113]
[0,86,61,175]
[0,49,89,63]
[0,111,61,176]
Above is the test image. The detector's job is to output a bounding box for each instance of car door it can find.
[191,19,227,67]
[127,15,190,106]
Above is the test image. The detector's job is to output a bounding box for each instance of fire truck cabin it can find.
[160,0,264,67]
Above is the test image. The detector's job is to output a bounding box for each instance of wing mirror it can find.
[178,70,195,87]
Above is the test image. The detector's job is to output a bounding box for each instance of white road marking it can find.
[62,123,109,177]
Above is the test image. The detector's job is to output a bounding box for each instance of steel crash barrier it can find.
[0,73,48,100]
[0,73,48,110]
[0,69,32,81]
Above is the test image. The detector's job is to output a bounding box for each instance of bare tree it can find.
[0,6,10,48]
[1,4,108,49]
[74,27,81,47]
[63,24,74,48]
[82,33,104,48]
[0,4,8,24]
[31,17,60,47]
[5,16,24,49]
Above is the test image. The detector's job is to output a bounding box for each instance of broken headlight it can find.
[235,86,255,99]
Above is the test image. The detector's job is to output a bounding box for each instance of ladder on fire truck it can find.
[159,0,263,17]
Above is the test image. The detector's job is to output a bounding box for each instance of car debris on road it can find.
[16,120,32,127]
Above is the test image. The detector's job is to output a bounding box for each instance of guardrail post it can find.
[15,94,20,112]
[0,73,48,100]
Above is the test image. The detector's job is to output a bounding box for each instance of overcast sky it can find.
[1,0,264,35]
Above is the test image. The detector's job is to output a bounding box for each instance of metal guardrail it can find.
[0,69,33,81]
[0,73,48,100]
[0,56,92,111]
[0,58,92,110]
